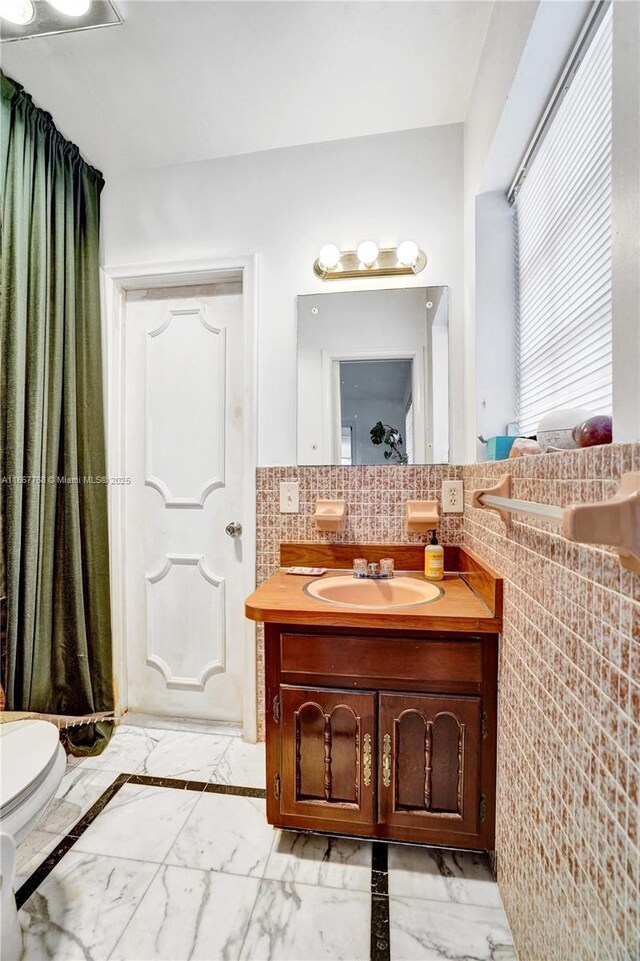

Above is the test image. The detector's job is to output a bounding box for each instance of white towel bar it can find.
[471,471,640,573]
[479,494,564,524]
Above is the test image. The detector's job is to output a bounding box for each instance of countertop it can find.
[245,568,503,634]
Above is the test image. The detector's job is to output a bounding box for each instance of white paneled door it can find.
[123,288,246,722]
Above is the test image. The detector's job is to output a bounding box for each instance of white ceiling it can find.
[1,0,493,174]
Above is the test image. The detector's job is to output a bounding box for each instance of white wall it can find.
[102,125,464,466]
[473,191,517,459]
[612,0,640,443]
[463,0,538,460]
[431,291,450,464]
[463,0,591,460]
[465,0,639,458]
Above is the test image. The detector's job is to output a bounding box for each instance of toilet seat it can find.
[0,720,63,820]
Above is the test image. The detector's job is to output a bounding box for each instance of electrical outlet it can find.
[279,481,299,513]
[441,480,463,513]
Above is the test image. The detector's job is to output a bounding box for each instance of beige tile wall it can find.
[462,444,639,961]
[255,465,464,735]
[254,449,638,961]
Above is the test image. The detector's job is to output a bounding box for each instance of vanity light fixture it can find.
[313,240,427,281]
[317,244,341,272]
[396,239,420,268]
[356,240,379,267]
[47,0,91,14]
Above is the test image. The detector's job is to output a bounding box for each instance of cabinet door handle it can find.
[363,733,372,787]
[382,732,392,788]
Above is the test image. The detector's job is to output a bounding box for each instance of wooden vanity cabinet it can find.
[279,685,376,826]
[265,624,498,851]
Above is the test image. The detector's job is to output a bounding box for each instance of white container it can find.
[536,408,592,451]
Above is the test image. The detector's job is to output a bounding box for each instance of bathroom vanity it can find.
[245,544,502,852]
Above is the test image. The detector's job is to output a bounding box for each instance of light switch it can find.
[280,481,300,513]
[441,480,464,513]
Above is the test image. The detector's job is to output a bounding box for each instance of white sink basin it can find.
[305,574,442,609]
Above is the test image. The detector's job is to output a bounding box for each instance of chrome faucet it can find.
[353,559,394,579]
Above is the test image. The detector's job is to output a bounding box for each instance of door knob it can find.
[225,521,243,538]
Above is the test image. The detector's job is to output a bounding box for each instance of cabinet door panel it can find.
[378,693,481,839]
[280,685,376,825]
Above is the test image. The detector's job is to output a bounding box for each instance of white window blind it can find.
[515,6,612,436]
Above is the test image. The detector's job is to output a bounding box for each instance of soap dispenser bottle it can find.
[424,530,444,581]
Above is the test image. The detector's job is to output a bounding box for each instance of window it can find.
[513,5,612,435]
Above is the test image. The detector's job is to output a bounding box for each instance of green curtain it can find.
[0,72,113,754]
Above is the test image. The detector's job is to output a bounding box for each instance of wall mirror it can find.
[297,286,450,465]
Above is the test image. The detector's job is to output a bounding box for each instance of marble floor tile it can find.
[18,850,158,961]
[72,783,200,862]
[122,712,243,738]
[166,793,275,877]
[135,729,233,781]
[68,725,166,774]
[35,767,119,837]
[264,831,372,893]
[111,864,260,960]
[239,879,372,960]
[387,845,503,908]
[388,896,516,961]
[16,829,60,873]
[15,830,65,889]
[210,736,266,788]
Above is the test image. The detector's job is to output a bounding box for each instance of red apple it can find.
[572,415,613,448]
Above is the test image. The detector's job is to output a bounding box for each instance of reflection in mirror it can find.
[340,360,413,464]
[297,287,450,465]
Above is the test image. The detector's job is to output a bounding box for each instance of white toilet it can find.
[0,719,66,961]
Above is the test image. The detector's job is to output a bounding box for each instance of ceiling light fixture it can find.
[0,0,34,25]
[1,0,119,41]
[46,0,91,16]
[313,240,427,281]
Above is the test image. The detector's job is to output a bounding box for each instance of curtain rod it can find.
[507,0,611,206]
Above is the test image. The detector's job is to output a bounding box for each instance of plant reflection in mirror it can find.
[370,421,408,464]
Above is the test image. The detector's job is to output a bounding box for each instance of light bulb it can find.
[46,0,91,15]
[357,240,379,267]
[317,244,341,271]
[396,240,420,267]
[0,0,35,24]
